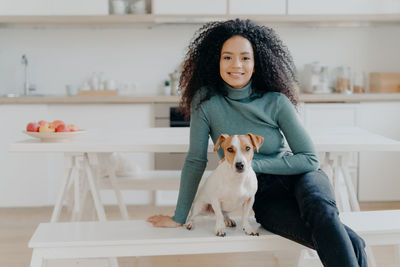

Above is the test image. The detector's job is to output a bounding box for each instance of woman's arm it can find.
[252,94,319,175]
[148,92,211,227]
[171,103,211,224]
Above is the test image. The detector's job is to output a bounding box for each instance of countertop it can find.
[1,93,400,104]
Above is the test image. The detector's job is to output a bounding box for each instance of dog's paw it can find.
[243,227,259,236]
[216,230,226,237]
[185,222,193,230]
[224,218,236,228]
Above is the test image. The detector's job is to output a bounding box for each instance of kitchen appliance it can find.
[302,62,331,93]
[170,107,190,127]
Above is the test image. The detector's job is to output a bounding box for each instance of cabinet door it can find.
[303,103,358,128]
[288,0,400,14]
[0,0,108,15]
[357,102,400,201]
[229,0,286,15]
[0,105,49,206]
[0,0,52,15]
[51,0,109,15]
[303,103,359,192]
[152,0,226,15]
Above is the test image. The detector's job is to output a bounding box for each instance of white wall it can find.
[1,23,400,96]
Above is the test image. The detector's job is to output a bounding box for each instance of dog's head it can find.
[214,133,264,173]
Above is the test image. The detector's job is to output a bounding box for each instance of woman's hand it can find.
[146,215,183,228]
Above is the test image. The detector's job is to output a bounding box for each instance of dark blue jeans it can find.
[253,169,367,267]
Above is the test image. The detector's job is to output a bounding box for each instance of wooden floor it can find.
[1,202,400,267]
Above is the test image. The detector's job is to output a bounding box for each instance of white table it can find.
[9,126,400,222]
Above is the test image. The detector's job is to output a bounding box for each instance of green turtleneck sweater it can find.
[172,81,319,224]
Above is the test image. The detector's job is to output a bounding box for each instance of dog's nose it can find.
[235,162,244,171]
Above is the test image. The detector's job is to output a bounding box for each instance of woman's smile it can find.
[219,35,255,88]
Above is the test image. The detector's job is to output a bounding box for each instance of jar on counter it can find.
[353,70,367,93]
[336,66,352,94]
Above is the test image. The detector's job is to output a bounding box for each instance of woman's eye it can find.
[224,56,232,60]
[245,146,251,151]
[242,57,250,60]
[227,147,234,152]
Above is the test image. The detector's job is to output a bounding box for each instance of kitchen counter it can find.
[0,95,181,104]
[1,93,400,104]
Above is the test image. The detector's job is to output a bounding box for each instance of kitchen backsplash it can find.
[0,24,400,96]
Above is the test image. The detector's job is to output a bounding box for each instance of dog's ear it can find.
[214,134,229,152]
[247,133,264,152]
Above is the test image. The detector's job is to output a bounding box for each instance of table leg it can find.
[338,154,361,211]
[50,156,75,223]
[328,152,344,212]
[327,152,377,267]
[97,153,129,220]
[83,153,107,221]
[71,163,81,221]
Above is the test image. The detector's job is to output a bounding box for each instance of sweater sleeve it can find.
[252,94,319,175]
[172,98,210,224]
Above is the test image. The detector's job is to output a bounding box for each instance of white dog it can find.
[185,133,264,237]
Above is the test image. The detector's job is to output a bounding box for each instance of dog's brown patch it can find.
[238,135,255,164]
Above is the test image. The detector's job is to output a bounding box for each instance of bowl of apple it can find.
[24,120,86,142]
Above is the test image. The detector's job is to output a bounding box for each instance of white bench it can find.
[29,210,400,267]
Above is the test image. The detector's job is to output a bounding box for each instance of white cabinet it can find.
[356,102,400,201]
[0,0,109,15]
[302,103,358,128]
[152,0,226,15]
[51,0,109,15]
[303,102,400,202]
[229,0,286,15]
[288,0,400,14]
[0,105,49,206]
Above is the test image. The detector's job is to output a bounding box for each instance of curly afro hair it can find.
[179,19,299,118]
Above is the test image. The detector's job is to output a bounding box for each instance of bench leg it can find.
[365,246,378,267]
[30,250,44,267]
[394,245,400,267]
[108,257,119,267]
[296,249,323,267]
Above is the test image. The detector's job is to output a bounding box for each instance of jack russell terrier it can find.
[185,133,264,237]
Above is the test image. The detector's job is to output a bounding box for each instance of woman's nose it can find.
[231,58,242,67]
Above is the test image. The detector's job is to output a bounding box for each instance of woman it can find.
[147,19,367,267]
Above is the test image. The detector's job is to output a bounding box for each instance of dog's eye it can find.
[245,146,251,151]
[227,147,234,153]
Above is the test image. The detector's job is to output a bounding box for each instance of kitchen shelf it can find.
[1,14,400,27]
[1,93,400,104]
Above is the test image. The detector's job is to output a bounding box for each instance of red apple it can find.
[55,124,70,132]
[68,124,78,132]
[39,123,55,133]
[26,122,40,132]
[38,120,48,126]
[52,120,65,128]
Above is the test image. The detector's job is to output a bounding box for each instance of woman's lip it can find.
[228,72,244,75]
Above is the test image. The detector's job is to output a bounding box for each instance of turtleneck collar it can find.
[223,80,253,100]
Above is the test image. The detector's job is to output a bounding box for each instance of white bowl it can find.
[23,130,87,142]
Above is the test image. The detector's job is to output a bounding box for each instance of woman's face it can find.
[219,35,255,89]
